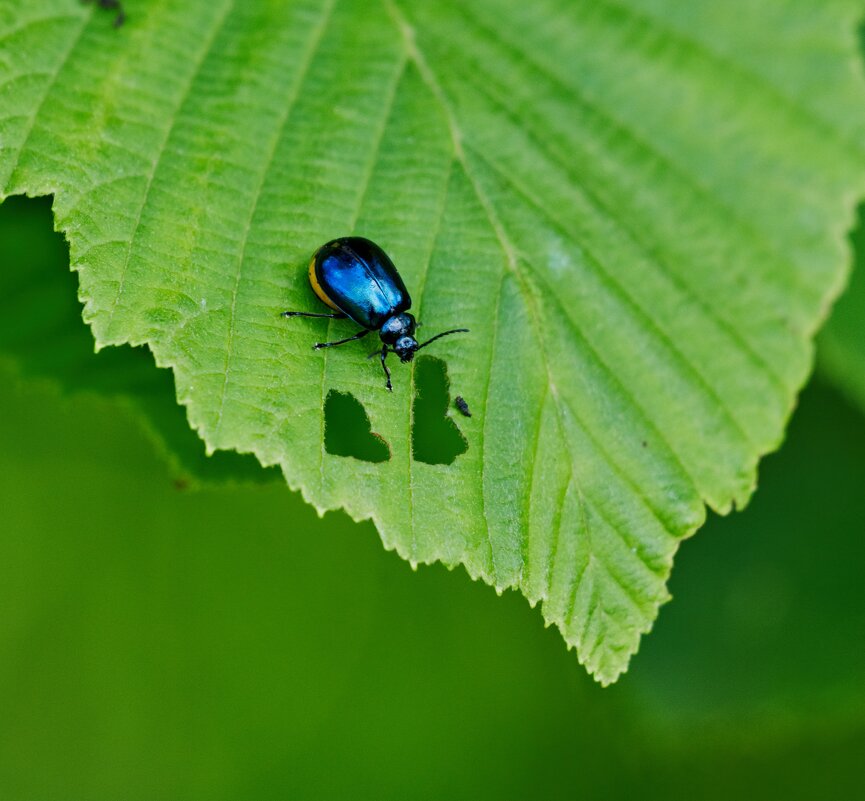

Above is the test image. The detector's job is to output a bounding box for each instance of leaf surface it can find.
[2,0,864,682]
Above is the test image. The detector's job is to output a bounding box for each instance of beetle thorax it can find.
[380,313,418,362]
[379,312,416,345]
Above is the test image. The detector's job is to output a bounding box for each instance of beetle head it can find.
[393,335,419,362]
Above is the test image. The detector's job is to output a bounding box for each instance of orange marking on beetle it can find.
[308,253,340,310]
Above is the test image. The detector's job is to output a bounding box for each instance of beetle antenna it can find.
[416,328,469,351]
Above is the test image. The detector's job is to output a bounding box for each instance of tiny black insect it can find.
[454,396,472,417]
[282,237,468,391]
[83,0,126,27]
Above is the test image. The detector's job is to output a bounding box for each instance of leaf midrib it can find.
[385,0,678,598]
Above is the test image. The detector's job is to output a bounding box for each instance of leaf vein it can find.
[318,46,409,492]
[450,2,794,397]
[102,0,236,336]
[2,9,91,190]
[408,156,454,561]
[214,0,339,438]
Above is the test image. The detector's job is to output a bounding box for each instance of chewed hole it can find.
[412,356,468,466]
[324,390,390,463]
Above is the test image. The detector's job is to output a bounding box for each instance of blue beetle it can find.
[282,237,468,390]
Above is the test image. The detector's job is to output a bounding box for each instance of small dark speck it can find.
[455,395,472,417]
[173,477,190,491]
[641,440,648,448]
[83,0,126,27]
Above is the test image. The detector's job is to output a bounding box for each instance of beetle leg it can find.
[379,345,392,392]
[281,310,346,319]
[312,328,369,350]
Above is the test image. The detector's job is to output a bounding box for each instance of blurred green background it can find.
[1,195,865,800]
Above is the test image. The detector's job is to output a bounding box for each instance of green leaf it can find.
[819,204,865,413]
[2,0,864,683]
[0,195,280,486]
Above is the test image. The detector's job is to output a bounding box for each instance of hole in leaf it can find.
[324,390,390,463]
[412,356,468,465]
